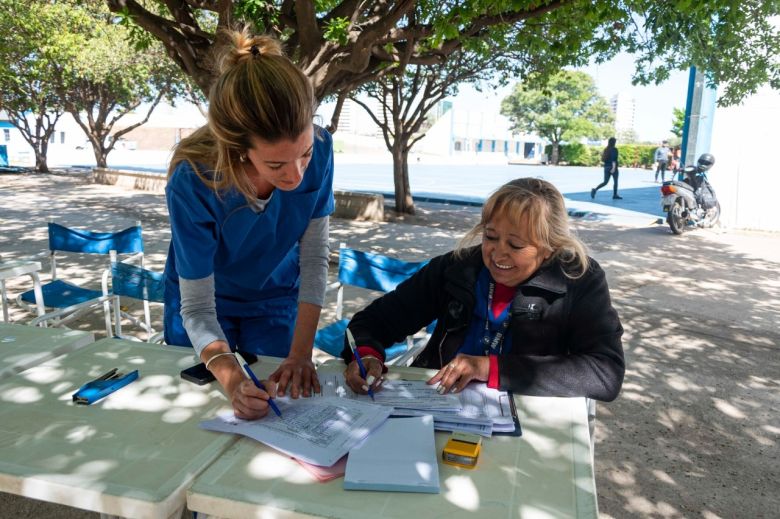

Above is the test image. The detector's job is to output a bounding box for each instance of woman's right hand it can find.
[344,356,384,395]
[228,377,277,420]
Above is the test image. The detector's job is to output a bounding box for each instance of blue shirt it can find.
[457,267,514,356]
[164,128,335,317]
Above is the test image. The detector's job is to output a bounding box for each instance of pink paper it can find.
[294,455,347,482]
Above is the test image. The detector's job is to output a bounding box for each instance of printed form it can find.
[200,396,392,467]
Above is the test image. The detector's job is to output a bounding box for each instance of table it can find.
[0,338,279,519]
[186,362,598,519]
[0,259,45,322]
[0,322,94,380]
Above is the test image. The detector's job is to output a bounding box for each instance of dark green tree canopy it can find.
[104,0,780,106]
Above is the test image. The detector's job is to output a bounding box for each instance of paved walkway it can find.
[0,171,778,518]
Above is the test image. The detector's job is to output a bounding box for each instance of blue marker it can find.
[234,352,283,418]
[346,328,374,400]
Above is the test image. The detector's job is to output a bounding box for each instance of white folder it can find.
[344,415,440,493]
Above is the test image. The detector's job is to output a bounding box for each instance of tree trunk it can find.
[94,145,108,169]
[391,141,415,215]
[35,140,49,173]
[551,142,560,165]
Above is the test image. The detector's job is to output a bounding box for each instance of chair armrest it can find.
[101,267,111,296]
[29,294,112,327]
[324,281,341,294]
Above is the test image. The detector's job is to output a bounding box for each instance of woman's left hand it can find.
[269,354,320,398]
[427,354,489,394]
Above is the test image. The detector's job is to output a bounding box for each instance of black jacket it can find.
[345,246,625,401]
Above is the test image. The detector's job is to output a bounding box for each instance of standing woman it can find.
[591,137,622,200]
[164,27,333,419]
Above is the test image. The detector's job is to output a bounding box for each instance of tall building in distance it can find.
[610,92,637,142]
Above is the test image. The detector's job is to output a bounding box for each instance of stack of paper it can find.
[344,416,440,493]
[319,374,519,436]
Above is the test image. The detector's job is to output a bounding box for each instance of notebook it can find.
[344,415,440,494]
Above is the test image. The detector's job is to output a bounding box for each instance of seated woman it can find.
[342,178,624,401]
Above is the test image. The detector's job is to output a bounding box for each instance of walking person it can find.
[654,140,671,182]
[163,26,334,420]
[591,137,622,200]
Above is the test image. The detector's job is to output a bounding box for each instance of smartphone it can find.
[180,351,259,385]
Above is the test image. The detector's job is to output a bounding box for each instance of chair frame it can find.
[315,243,432,364]
[25,219,144,335]
[102,250,164,343]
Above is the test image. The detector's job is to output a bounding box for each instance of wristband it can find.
[205,351,236,371]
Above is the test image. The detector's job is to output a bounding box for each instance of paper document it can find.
[200,396,392,467]
[391,408,495,436]
[391,382,518,436]
[319,373,461,411]
[455,382,517,433]
[344,416,440,493]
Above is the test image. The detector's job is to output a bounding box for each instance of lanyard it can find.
[481,281,512,356]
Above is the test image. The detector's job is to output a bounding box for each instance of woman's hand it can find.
[228,377,277,420]
[269,354,320,398]
[344,356,384,395]
[427,354,489,394]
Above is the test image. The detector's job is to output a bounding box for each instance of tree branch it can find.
[326,90,348,133]
[295,0,321,57]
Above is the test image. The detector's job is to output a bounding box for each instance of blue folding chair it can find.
[315,244,433,363]
[24,221,144,334]
[103,250,164,342]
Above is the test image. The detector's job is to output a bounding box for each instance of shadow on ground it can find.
[1,172,778,518]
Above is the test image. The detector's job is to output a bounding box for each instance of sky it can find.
[446,52,690,143]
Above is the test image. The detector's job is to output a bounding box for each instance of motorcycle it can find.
[660,153,721,235]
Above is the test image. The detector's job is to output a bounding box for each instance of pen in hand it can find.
[233,352,283,418]
[346,328,374,401]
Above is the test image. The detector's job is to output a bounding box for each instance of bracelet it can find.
[205,351,236,371]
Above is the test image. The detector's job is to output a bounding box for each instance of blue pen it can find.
[234,352,283,418]
[346,328,374,400]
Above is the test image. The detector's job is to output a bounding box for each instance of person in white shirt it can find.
[654,141,671,182]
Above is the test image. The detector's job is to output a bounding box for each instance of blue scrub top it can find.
[164,127,335,318]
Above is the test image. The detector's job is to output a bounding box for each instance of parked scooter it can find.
[660,153,720,234]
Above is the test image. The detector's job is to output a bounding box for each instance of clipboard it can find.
[492,390,522,437]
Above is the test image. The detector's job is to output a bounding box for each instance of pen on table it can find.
[233,351,283,418]
[345,328,374,401]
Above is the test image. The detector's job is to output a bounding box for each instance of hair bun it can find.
[216,27,284,74]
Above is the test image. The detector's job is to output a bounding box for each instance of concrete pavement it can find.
[0,170,778,518]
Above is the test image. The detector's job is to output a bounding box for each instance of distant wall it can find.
[91,169,384,221]
[92,168,166,194]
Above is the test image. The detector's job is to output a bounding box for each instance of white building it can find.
[1,102,206,170]
[0,110,84,167]
[415,105,544,163]
[610,92,636,139]
[709,85,780,231]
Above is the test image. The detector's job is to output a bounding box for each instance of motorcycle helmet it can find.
[697,153,715,171]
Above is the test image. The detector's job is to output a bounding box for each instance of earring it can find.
[239,152,247,163]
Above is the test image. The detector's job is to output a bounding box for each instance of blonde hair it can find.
[457,178,590,278]
[167,26,315,202]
